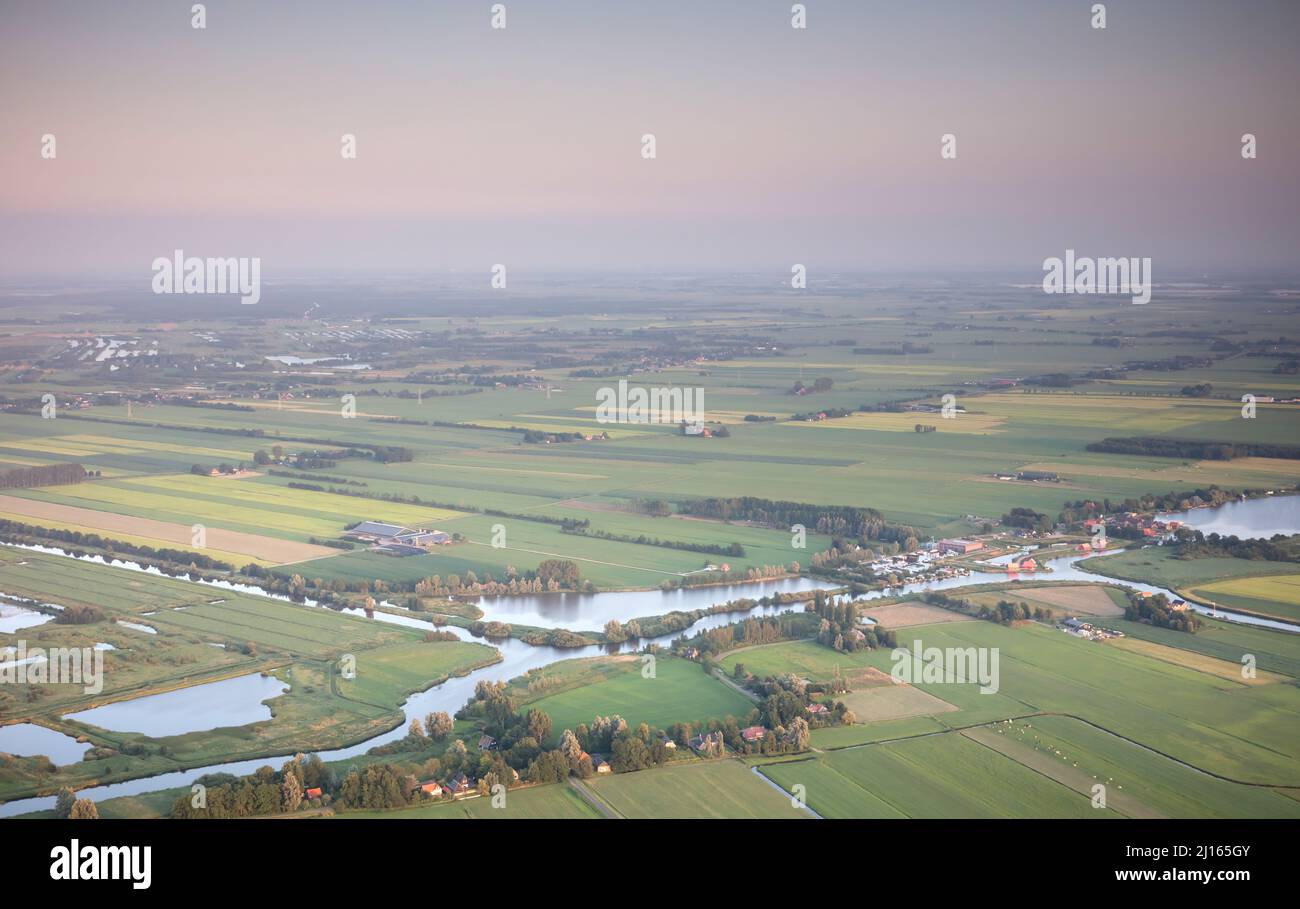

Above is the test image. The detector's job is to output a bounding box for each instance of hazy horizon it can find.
[3,0,1298,278]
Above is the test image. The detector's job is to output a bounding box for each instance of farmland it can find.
[520,654,756,743]
[585,758,810,819]
[338,782,601,820]
[3,277,1300,820]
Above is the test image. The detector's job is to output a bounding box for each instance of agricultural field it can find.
[764,731,1115,819]
[520,654,756,743]
[585,758,810,819]
[2,278,1300,820]
[721,618,1300,792]
[965,583,1128,617]
[1188,574,1300,623]
[338,783,601,820]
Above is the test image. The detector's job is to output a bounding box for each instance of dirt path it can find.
[569,777,622,818]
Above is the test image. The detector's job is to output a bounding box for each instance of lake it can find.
[1159,493,1300,539]
[61,672,289,737]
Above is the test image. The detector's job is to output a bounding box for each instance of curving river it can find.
[2,495,1297,817]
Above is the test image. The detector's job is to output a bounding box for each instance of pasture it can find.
[586,758,810,819]
[522,654,755,741]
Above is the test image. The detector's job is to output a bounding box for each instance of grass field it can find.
[1189,574,1300,623]
[719,620,1300,788]
[586,758,810,819]
[523,654,755,741]
[763,731,1115,819]
[9,473,468,546]
[339,783,600,819]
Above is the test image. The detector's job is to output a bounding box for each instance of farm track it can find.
[568,777,622,818]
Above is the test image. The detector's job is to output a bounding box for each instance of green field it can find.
[585,758,810,819]
[1189,574,1300,623]
[338,783,601,819]
[523,654,756,741]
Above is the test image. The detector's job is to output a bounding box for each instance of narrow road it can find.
[568,776,622,819]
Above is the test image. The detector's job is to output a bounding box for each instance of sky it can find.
[1,0,1298,279]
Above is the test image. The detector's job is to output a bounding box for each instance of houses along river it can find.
[1,495,1296,817]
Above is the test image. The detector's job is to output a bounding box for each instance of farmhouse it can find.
[478,734,497,751]
[806,703,829,716]
[419,780,443,797]
[591,754,612,774]
[741,725,767,744]
[689,731,724,756]
[343,520,452,555]
[446,773,472,795]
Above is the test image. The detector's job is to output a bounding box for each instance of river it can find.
[2,495,1296,817]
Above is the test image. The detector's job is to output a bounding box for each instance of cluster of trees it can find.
[805,591,896,652]
[671,613,821,661]
[1001,507,1052,531]
[677,496,914,545]
[371,445,415,463]
[55,603,106,625]
[0,462,85,489]
[1058,486,1284,527]
[573,716,674,773]
[467,620,512,639]
[1174,530,1299,563]
[921,591,1049,626]
[789,377,834,394]
[1180,383,1214,397]
[1087,438,1300,461]
[522,429,589,444]
[53,789,99,819]
[170,755,335,818]
[1126,592,1202,633]
[561,525,745,558]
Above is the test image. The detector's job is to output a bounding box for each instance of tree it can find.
[54,787,76,819]
[425,711,454,741]
[558,729,584,770]
[281,771,303,812]
[408,717,425,739]
[526,709,552,743]
[69,798,99,819]
[786,716,811,751]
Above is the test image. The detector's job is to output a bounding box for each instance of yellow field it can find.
[1106,636,1289,686]
[0,507,273,566]
[1193,574,1300,605]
